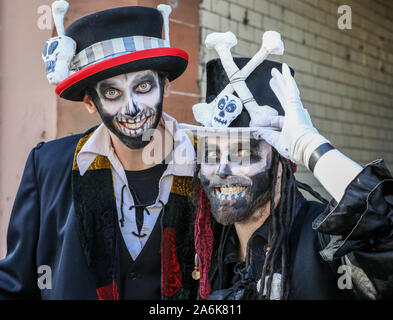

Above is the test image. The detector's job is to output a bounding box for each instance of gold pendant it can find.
[192,269,200,280]
[192,253,200,280]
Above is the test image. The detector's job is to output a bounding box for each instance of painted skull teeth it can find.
[120,116,149,130]
[115,109,156,135]
[213,116,228,126]
[214,185,247,200]
[117,115,154,137]
[117,110,153,124]
[215,189,246,200]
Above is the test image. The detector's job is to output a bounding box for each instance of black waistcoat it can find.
[119,213,162,300]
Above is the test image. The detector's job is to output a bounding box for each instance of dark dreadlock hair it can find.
[258,149,295,299]
[191,148,328,300]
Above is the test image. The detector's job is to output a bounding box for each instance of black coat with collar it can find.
[0,129,197,300]
[0,133,95,299]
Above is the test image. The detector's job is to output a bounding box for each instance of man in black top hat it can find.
[0,2,197,300]
[183,43,393,299]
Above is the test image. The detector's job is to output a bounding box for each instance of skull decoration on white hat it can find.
[191,30,284,130]
[211,93,243,127]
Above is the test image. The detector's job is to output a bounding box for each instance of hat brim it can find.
[178,123,279,138]
[56,47,188,101]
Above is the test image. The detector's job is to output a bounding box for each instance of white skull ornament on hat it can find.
[181,30,285,136]
[42,1,76,85]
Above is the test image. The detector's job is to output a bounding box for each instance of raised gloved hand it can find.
[254,63,329,167]
[255,63,363,202]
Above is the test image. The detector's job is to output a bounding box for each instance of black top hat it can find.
[55,6,188,101]
[205,58,295,128]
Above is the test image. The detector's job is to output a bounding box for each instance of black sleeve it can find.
[0,146,42,299]
[312,159,393,299]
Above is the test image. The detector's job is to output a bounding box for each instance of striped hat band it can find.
[71,36,170,71]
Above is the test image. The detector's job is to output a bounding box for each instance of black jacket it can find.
[209,160,393,299]
[0,134,97,299]
[0,130,196,300]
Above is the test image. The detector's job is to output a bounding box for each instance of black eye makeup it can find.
[229,141,262,164]
[205,150,221,164]
[132,75,156,94]
[247,147,262,163]
[97,79,124,101]
[103,87,122,100]
[135,80,152,93]
[203,143,221,164]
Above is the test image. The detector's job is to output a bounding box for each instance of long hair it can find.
[257,150,296,299]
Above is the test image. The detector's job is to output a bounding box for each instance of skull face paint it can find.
[200,136,275,225]
[87,70,166,149]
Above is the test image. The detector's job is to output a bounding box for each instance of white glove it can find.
[253,63,329,167]
[254,63,363,202]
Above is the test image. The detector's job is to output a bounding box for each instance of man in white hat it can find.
[186,50,393,300]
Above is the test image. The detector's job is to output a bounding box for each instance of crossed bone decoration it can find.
[193,30,284,128]
[42,0,76,85]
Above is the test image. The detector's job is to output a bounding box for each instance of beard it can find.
[200,153,276,226]
[86,76,165,150]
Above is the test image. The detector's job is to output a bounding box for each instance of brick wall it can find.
[199,0,393,200]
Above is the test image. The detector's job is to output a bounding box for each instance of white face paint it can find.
[90,70,166,149]
[199,136,274,225]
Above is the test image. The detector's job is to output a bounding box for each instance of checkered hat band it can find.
[71,36,170,71]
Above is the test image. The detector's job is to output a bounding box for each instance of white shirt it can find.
[76,113,195,260]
